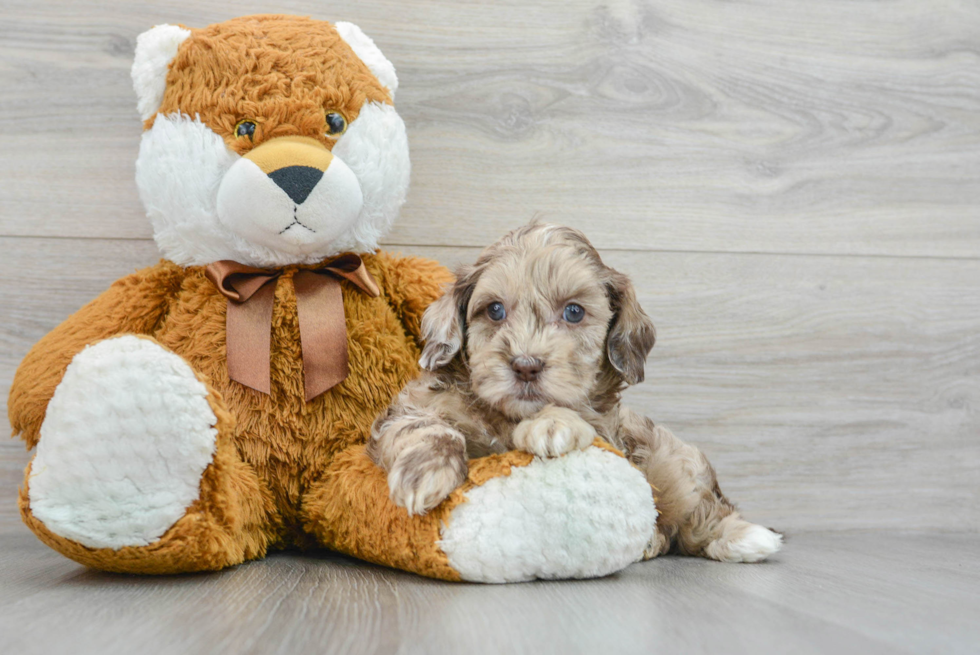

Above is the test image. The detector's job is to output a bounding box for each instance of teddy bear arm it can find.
[302,441,658,583]
[8,263,183,448]
[301,443,466,581]
[374,252,455,342]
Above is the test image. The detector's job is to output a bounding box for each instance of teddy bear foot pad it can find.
[439,447,659,583]
[27,336,218,550]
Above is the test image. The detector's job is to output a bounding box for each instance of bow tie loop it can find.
[205,255,380,401]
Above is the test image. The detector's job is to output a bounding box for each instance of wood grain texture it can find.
[2,238,977,531]
[1,2,978,646]
[0,0,978,256]
[0,525,977,655]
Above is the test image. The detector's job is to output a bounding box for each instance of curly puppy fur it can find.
[368,223,781,562]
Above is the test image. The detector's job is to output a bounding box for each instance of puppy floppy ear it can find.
[605,270,656,385]
[419,266,480,370]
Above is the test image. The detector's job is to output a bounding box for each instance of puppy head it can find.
[420,223,655,419]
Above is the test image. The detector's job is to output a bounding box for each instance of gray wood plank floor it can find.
[0,522,977,655]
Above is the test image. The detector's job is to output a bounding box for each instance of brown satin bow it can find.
[205,254,380,401]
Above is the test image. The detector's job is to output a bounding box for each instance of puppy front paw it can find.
[387,436,468,516]
[513,406,597,458]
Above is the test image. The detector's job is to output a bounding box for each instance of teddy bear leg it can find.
[19,335,275,574]
[301,442,658,583]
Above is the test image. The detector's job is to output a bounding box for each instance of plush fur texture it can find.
[135,15,410,267]
[440,445,657,583]
[10,15,673,581]
[370,223,782,563]
[28,335,218,549]
[132,24,191,121]
[13,254,459,574]
[214,138,365,255]
[334,22,399,98]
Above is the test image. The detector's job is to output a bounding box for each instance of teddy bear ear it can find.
[334,22,398,100]
[131,24,192,121]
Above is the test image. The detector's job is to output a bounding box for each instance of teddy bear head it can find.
[132,15,409,268]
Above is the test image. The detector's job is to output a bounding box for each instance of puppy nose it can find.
[268,166,323,205]
[511,357,544,382]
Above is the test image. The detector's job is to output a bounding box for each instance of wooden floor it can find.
[0,521,976,655]
[1,0,978,653]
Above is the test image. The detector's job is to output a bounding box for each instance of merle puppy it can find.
[369,223,781,562]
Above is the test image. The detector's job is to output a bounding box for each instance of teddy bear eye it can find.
[487,302,507,321]
[235,120,256,140]
[563,303,585,323]
[325,112,347,136]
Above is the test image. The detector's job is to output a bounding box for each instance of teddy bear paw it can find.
[438,446,657,583]
[27,336,218,550]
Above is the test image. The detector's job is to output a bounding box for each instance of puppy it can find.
[368,223,782,563]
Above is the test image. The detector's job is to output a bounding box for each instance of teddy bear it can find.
[7,14,657,583]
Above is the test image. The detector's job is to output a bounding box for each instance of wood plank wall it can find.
[1,0,978,532]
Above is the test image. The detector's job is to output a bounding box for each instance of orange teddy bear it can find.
[8,15,657,582]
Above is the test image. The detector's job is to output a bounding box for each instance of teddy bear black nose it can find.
[267,166,324,205]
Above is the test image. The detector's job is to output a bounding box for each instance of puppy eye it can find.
[235,120,256,140]
[487,302,507,321]
[563,303,585,323]
[325,111,348,136]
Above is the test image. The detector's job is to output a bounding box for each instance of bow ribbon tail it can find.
[294,270,349,401]
[225,279,278,394]
[207,256,380,402]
